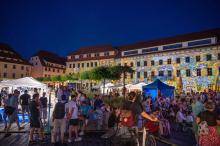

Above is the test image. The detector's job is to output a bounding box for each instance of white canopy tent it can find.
[100,83,114,94]
[0,77,48,93]
[129,82,147,91]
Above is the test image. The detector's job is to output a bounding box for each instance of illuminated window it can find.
[151,71,155,77]
[87,63,89,67]
[69,64,72,68]
[82,63,84,68]
[159,60,163,65]
[130,62,134,67]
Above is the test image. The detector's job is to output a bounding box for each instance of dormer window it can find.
[104,52,109,56]
[87,54,91,58]
[95,53,99,57]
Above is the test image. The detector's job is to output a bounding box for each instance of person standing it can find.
[52,95,66,145]
[19,90,31,122]
[29,93,45,144]
[5,90,24,137]
[65,94,82,142]
[39,92,48,126]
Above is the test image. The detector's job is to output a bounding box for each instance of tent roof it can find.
[0,77,47,88]
[143,79,174,90]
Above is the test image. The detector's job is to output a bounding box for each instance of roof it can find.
[143,79,175,89]
[0,43,31,65]
[70,45,116,55]
[32,50,66,67]
[119,28,220,51]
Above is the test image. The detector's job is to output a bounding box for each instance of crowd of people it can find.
[0,86,220,146]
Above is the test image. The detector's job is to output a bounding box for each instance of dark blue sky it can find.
[0,0,220,59]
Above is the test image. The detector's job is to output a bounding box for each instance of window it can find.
[4,64,7,68]
[151,60,155,66]
[218,53,220,60]
[3,73,7,78]
[176,70,181,77]
[159,71,164,76]
[124,50,138,56]
[168,71,172,77]
[95,62,97,67]
[144,61,147,66]
[196,56,201,62]
[82,63,84,68]
[163,43,182,50]
[130,73,133,79]
[53,69,55,72]
[87,63,89,67]
[188,39,212,47]
[124,73,127,79]
[206,54,212,61]
[49,68,51,71]
[159,60,163,65]
[196,69,201,76]
[45,67,47,71]
[142,47,158,53]
[79,55,83,58]
[21,66,24,70]
[78,63,80,68]
[137,61,140,67]
[130,62,134,67]
[124,63,127,66]
[176,58,181,64]
[45,74,47,77]
[69,64,72,68]
[137,72,140,78]
[57,69,60,73]
[87,54,91,58]
[13,65,16,69]
[104,52,109,56]
[12,73,15,78]
[207,68,212,76]
[151,71,155,77]
[186,69,191,77]
[167,59,172,64]
[73,64,75,68]
[144,72,148,78]
[91,62,93,67]
[21,74,24,78]
[185,57,190,63]
[95,53,99,57]
[35,62,38,65]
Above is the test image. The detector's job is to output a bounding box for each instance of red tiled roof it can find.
[0,43,31,65]
[32,50,66,66]
[69,45,116,55]
[118,28,220,51]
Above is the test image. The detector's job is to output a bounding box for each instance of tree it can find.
[90,66,114,95]
[111,65,134,98]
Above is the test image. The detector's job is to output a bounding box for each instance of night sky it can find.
[0,0,220,59]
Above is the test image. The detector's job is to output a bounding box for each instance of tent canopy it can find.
[129,82,147,91]
[142,79,175,101]
[0,77,47,89]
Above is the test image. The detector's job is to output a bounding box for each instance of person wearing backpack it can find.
[196,101,220,146]
[52,95,66,145]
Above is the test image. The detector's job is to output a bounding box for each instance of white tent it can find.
[129,82,147,91]
[0,77,47,91]
[100,83,114,94]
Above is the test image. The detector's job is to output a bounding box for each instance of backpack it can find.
[120,110,135,127]
[53,102,65,119]
[198,121,209,135]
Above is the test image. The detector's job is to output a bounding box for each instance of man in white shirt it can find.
[65,94,82,142]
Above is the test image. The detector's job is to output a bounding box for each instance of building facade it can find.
[66,45,118,75]
[0,43,32,80]
[30,51,66,78]
[67,28,220,92]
